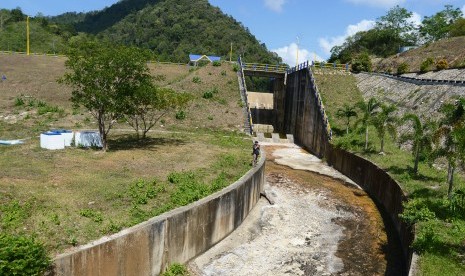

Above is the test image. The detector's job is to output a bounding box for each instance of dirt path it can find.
[188,144,404,275]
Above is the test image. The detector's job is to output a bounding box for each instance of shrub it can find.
[79,209,103,223]
[397,62,409,75]
[420,57,434,73]
[0,233,51,276]
[232,64,239,72]
[162,263,188,276]
[399,199,436,225]
[351,53,372,73]
[202,91,213,99]
[436,59,448,70]
[175,110,186,120]
[14,96,25,107]
[221,70,227,76]
[192,76,201,83]
[212,61,221,67]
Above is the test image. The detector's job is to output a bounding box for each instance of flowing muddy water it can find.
[189,144,404,275]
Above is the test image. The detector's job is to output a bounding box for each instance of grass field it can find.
[314,71,465,276]
[0,53,252,256]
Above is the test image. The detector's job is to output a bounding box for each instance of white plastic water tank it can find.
[40,132,65,150]
[51,129,74,147]
[75,131,102,148]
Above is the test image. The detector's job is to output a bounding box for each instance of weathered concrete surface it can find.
[275,67,413,274]
[189,145,402,275]
[52,154,266,276]
[247,92,273,109]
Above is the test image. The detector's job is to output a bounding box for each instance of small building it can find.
[189,54,221,66]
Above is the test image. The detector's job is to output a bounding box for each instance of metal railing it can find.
[241,62,288,73]
[238,57,254,135]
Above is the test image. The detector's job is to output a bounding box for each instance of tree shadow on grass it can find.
[108,134,186,151]
[385,165,443,182]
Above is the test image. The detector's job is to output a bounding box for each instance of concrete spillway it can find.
[189,144,404,275]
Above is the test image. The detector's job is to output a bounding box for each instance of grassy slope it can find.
[314,71,465,276]
[0,54,250,255]
[374,36,465,73]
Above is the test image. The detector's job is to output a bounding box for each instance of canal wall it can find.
[280,64,414,275]
[52,155,266,276]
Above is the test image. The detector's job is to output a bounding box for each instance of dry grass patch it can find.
[0,130,251,255]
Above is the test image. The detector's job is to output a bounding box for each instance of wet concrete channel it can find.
[188,144,404,275]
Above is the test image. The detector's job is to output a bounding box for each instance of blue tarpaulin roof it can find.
[189,54,221,62]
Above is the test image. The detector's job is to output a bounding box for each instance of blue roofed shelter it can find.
[189,54,221,66]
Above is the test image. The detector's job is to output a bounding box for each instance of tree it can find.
[375,5,417,45]
[60,40,153,151]
[420,5,463,42]
[372,103,397,153]
[126,84,191,139]
[356,97,380,151]
[449,18,465,38]
[400,114,435,175]
[432,99,465,198]
[336,104,357,134]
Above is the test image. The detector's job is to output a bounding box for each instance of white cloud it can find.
[409,12,422,27]
[318,19,375,56]
[264,0,287,12]
[272,43,323,66]
[346,0,406,8]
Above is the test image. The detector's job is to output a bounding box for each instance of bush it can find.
[436,59,449,70]
[14,96,25,107]
[399,198,436,225]
[0,233,51,276]
[192,76,201,83]
[397,62,409,75]
[175,110,186,120]
[162,263,188,276]
[420,58,434,73]
[202,91,213,99]
[232,64,239,72]
[351,53,372,73]
[212,61,221,67]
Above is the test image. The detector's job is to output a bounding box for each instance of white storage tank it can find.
[51,129,74,147]
[40,132,65,150]
[75,131,102,148]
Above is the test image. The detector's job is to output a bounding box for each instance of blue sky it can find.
[2,0,465,64]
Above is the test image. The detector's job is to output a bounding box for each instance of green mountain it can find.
[72,0,280,63]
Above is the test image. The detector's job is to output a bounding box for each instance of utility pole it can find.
[26,16,30,55]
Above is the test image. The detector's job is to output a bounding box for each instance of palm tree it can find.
[372,103,397,153]
[336,104,358,134]
[400,114,435,175]
[432,99,465,198]
[356,97,380,151]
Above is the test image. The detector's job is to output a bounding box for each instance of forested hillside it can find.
[1,0,281,64]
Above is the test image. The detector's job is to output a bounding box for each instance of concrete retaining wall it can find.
[282,66,414,275]
[52,155,266,276]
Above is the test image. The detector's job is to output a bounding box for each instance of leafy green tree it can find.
[60,40,153,151]
[375,5,417,45]
[420,5,463,42]
[432,99,465,198]
[126,84,191,139]
[336,104,357,134]
[356,97,380,151]
[449,18,465,37]
[400,114,435,175]
[372,103,397,153]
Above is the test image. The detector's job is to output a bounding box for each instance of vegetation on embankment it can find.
[314,71,465,276]
[0,54,252,276]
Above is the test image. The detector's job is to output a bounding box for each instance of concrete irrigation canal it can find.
[188,143,404,275]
